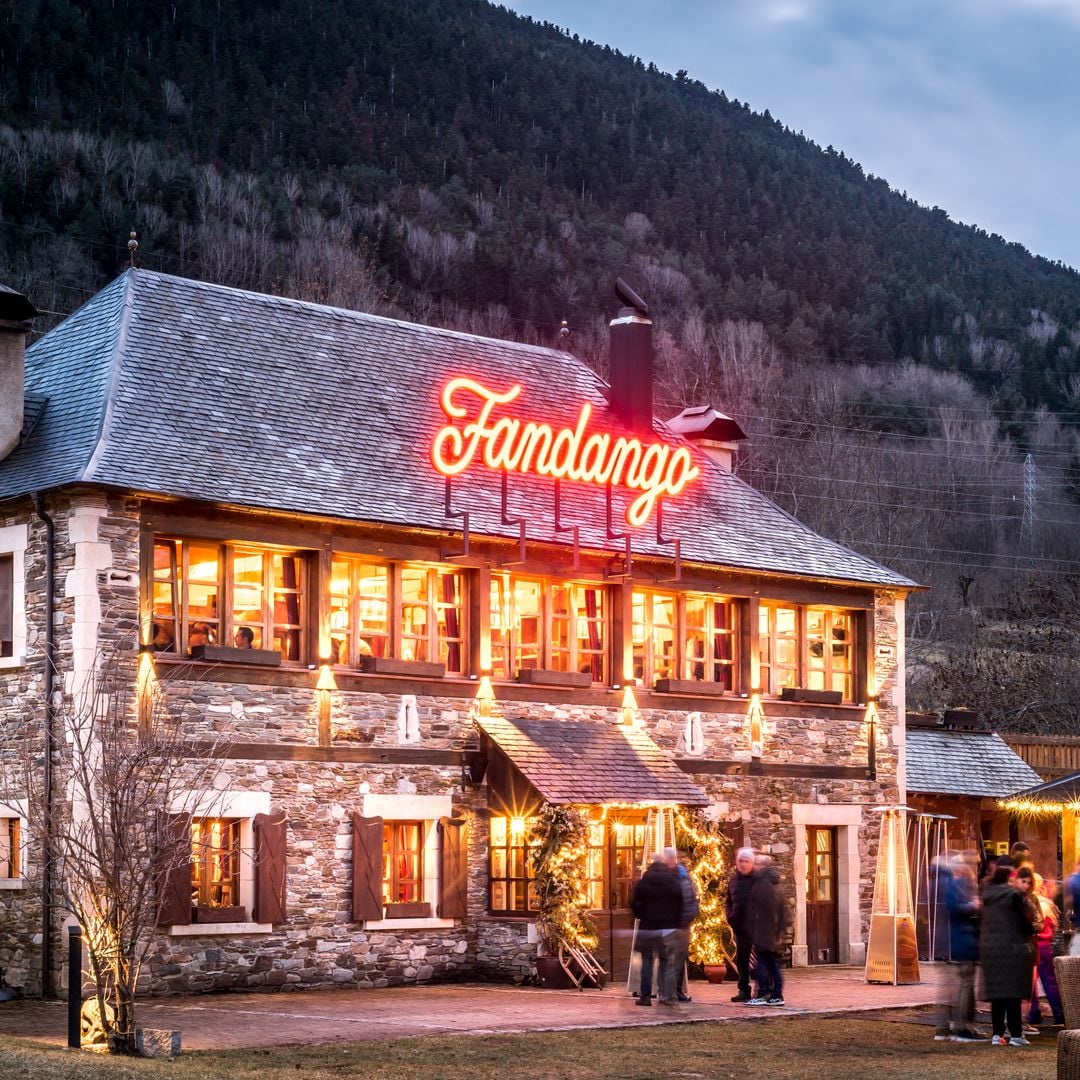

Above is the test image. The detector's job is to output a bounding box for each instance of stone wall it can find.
[2,490,906,994]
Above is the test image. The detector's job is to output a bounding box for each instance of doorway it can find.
[586,813,647,981]
[805,825,838,965]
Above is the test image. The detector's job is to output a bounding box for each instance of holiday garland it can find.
[675,807,735,966]
[529,804,598,953]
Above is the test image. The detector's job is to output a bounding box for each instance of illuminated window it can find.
[630,590,737,689]
[632,590,676,684]
[488,576,607,683]
[581,816,647,911]
[684,596,737,689]
[152,538,307,662]
[382,822,423,903]
[331,558,465,673]
[0,816,20,879]
[488,816,538,914]
[191,818,241,910]
[759,603,856,701]
[551,583,606,682]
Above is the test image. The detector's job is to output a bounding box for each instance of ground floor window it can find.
[489,815,538,914]
[191,817,242,911]
[383,821,424,903]
[0,815,20,880]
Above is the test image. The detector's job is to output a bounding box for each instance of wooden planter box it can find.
[190,644,281,667]
[359,656,446,678]
[516,668,591,689]
[654,678,728,697]
[780,687,843,705]
[193,905,247,923]
[383,901,431,919]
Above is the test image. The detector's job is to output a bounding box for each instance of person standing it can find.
[745,853,787,1006]
[1018,867,1065,1026]
[724,847,757,1003]
[938,852,982,1042]
[980,855,1038,1046]
[664,846,698,1003]
[630,853,682,1006]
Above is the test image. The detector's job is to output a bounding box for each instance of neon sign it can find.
[431,378,700,527]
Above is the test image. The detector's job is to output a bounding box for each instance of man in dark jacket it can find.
[724,847,757,1002]
[746,854,787,1006]
[630,853,682,1006]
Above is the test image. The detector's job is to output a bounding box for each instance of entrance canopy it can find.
[1000,771,1080,814]
[475,715,709,812]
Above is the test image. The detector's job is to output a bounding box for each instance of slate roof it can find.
[476,714,709,806]
[905,728,1042,798]
[1,269,914,588]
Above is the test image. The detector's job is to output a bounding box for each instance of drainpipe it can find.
[31,491,55,998]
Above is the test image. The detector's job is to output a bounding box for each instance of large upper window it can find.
[759,603,855,700]
[632,590,738,690]
[490,575,607,683]
[331,558,465,673]
[153,538,307,661]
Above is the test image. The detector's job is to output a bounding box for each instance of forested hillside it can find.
[4,0,1080,731]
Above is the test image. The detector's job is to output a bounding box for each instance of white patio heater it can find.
[865,806,920,985]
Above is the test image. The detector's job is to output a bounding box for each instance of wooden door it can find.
[806,826,838,965]
[587,815,647,981]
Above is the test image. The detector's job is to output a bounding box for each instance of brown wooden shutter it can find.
[352,813,384,921]
[438,816,468,920]
[156,814,192,926]
[253,810,288,925]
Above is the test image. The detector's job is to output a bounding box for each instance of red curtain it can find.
[442,573,461,672]
[584,588,602,681]
[713,601,732,689]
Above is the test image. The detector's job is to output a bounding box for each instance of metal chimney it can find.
[0,284,38,461]
[608,277,653,436]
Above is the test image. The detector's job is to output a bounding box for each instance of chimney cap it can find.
[666,405,746,443]
[614,277,648,317]
[0,284,38,325]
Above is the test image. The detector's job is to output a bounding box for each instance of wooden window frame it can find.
[488,815,538,916]
[152,537,309,663]
[382,820,424,905]
[0,553,12,659]
[489,576,609,685]
[632,589,740,690]
[759,602,859,702]
[331,558,467,674]
[0,816,20,879]
[489,572,544,679]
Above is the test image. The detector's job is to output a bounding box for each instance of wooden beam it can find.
[677,759,872,781]
[186,741,465,765]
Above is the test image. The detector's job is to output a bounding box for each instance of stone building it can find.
[0,270,914,995]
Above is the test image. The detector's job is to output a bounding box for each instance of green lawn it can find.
[0,1017,1059,1079]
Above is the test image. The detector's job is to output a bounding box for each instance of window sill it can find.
[363,916,456,930]
[0,877,24,890]
[359,656,447,679]
[0,656,26,671]
[168,922,274,937]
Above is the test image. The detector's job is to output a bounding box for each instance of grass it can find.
[0,1017,1059,1079]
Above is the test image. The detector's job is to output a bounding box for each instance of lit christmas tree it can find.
[676,807,734,967]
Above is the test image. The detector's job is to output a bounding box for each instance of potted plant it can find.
[529,805,599,988]
[675,808,735,982]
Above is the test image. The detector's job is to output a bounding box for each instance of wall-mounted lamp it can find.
[619,685,641,727]
[470,675,496,720]
[747,691,764,759]
[865,696,879,780]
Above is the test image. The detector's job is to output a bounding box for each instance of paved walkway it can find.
[0,964,947,1052]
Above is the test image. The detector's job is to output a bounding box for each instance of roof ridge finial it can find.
[127,230,139,269]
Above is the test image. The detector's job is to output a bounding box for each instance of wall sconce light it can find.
[470,675,496,720]
[865,696,879,780]
[747,691,764,759]
[619,685,641,727]
[316,664,337,746]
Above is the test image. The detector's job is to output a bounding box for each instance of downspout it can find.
[31,491,55,998]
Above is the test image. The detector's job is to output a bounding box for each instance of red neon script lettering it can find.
[431,377,700,527]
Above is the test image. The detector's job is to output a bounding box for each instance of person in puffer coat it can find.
[980,855,1038,1045]
[747,854,788,1005]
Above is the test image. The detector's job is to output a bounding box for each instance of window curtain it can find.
[442,573,461,672]
[283,556,301,660]
[713,601,732,688]
[584,588,601,681]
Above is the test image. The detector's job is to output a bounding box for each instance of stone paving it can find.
[0,964,948,1052]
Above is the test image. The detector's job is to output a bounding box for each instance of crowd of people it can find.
[629,836,1079,1044]
[629,844,789,1008]
[935,840,1077,1047]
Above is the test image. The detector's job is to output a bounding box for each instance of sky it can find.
[503,0,1080,272]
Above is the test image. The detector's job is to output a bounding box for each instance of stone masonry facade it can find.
[0,491,902,994]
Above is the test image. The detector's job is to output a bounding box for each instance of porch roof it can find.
[475,714,709,807]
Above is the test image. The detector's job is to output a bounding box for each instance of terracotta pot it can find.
[702,964,727,984]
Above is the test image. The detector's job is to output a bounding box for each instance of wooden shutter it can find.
[156,814,192,926]
[438,816,468,920]
[253,810,287,925]
[352,813,384,921]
